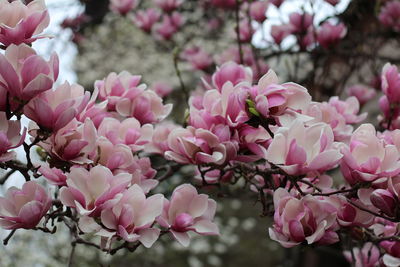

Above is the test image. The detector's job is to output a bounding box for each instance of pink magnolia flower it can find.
[288,12,313,34]
[96,71,144,111]
[0,44,58,104]
[80,184,164,248]
[381,63,400,103]
[126,156,158,194]
[24,82,91,132]
[157,184,219,247]
[383,253,400,267]
[265,120,342,175]
[306,102,353,142]
[379,0,400,32]
[378,95,400,130]
[269,188,339,248]
[0,112,26,162]
[109,0,137,15]
[211,61,252,92]
[97,117,153,152]
[95,71,172,124]
[238,19,254,43]
[182,46,213,71]
[270,0,284,7]
[370,188,396,216]
[190,82,249,128]
[0,0,50,46]
[329,196,375,227]
[78,100,112,128]
[250,69,312,120]
[41,118,97,164]
[116,88,172,124]
[210,0,237,9]
[164,126,236,165]
[60,165,131,216]
[146,121,180,155]
[38,164,67,186]
[133,8,161,33]
[95,137,135,172]
[250,1,268,23]
[154,0,183,13]
[324,0,340,6]
[155,12,183,40]
[149,81,173,98]
[317,21,347,49]
[194,168,233,184]
[340,124,400,185]
[0,181,51,230]
[327,96,366,124]
[346,85,376,105]
[343,243,380,267]
[271,24,292,45]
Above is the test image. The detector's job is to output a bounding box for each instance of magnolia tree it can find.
[2,0,400,266]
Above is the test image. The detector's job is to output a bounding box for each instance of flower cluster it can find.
[3,1,400,265]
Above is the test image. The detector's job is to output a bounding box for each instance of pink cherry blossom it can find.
[109,0,137,15]
[340,124,400,185]
[80,184,164,248]
[379,0,400,32]
[0,112,26,162]
[133,8,161,33]
[0,0,50,47]
[164,126,236,165]
[346,85,376,105]
[317,21,347,49]
[269,188,339,248]
[97,117,153,152]
[381,63,400,103]
[265,120,342,175]
[0,44,58,104]
[0,181,51,230]
[343,243,380,267]
[24,82,91,132]
[157,184,219,247]
[250,1,268,23]
[60,165,131,217]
